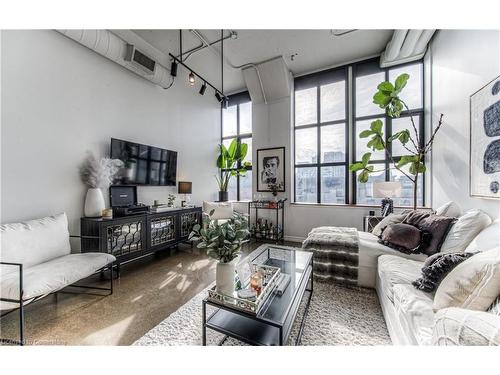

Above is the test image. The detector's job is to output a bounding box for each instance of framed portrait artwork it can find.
[470,75,500,199]
[257,147,285,192]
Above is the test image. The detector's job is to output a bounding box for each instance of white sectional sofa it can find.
[366,209,500,345]
[0,213,116,345]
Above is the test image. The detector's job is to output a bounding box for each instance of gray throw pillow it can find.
[413,252,474,292]
[416,215,457,256]
[379,223,424,254]
[371,213,407,236]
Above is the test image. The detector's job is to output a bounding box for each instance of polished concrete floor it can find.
[0,241,299,345]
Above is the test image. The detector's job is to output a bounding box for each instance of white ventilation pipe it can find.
[56,30,174,89]
[380,29,435,68]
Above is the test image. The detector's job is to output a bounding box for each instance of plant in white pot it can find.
[79,152,123,217]
[189,210,250,295]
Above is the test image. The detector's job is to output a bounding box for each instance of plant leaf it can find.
[377,81,394,94]
[370,119,383,134]
[361,152,371,166]
[395,73,410,93]
[359,130,373,138]
[349,162,364,172]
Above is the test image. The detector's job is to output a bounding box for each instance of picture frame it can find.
[257,147,286,192]
[469,75,500,199]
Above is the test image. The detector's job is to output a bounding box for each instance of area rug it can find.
[134,280,391,346]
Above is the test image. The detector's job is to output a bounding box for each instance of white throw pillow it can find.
[434,247,500,312]
[0,213,71,269]
[435,201,463,218]
[465,218,500,254]
[439,209,492,254]
[202,201,233,220]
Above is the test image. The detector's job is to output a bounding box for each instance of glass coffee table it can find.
[202,245,313,346]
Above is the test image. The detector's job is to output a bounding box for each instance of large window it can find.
[222,91,252,201]
[294,68,348,204]
[293,59,424,207]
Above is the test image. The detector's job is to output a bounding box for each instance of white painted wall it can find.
[428,30,500,219]
[1,30,220,236]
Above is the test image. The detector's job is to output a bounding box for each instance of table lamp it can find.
[178,181,192,207]
[373,181,401,216]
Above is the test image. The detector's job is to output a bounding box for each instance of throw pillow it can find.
[403,210,432,227]
[435,201,463,218]
[371,212,407,236]
[413,252,474,292]
[379,223,425,254]
[440,209,492,254]
[465,218,500,254]
[416,215,457,256]
[434,247,500,312]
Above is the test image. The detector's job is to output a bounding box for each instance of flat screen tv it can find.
[110,138,177,186]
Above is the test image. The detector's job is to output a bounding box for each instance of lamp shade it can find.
[178,181,192,194]
[373,181,402,198]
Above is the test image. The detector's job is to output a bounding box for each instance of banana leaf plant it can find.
[216,138,252,192]
[349,73,444,210]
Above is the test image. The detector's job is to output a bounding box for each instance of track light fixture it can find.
[215,91,222,102]
[199,82,207,95]
[188,71,195,86]
[222,97,229,109]
[170,61,178,77]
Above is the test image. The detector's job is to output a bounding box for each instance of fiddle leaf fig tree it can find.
[215,138,252,192]
[350,73,444,210]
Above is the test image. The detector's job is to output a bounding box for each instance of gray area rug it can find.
[134,281,391,346]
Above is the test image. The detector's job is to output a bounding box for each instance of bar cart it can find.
[248,199,286,243]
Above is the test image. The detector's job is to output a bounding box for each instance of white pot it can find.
[84,188,105,217]
[216,261,236,296]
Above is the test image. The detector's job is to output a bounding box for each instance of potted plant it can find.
[349,73,444,210]
[189,210,250,295]
[79,152,123,217]
[215,138,252,201]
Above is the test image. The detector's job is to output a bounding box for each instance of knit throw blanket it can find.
[302,227,359,285]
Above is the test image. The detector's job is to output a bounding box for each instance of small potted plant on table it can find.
[189,210,250,295]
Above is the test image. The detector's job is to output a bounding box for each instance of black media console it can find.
[80,207,202,275]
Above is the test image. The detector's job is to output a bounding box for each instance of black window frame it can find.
[292,57,426,207]
[352,58,425,206]
[293,66,349,204]
[221,91,252,201]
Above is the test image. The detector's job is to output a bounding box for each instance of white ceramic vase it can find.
[84,188,105,217]
[216,261,236,296]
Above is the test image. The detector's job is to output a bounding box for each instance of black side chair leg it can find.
[110,263,114,295]
[19,300,24,346]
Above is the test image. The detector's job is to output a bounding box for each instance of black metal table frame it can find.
[202,253,313,346]
[247,199,287,244]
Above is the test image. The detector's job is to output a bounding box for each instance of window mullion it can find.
[317,86,321,204]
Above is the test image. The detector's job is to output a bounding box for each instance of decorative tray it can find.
[207,264,281,315]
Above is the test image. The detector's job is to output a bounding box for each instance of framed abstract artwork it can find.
[257,147,285,192]
[470,75,500,199]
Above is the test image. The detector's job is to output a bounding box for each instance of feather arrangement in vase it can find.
[79,152,123,217]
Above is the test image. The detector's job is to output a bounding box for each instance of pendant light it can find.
[188,71,195,86]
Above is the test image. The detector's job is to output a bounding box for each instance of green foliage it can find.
[372,73,409,118]
[216,138,252,192]
[188,211,250,263]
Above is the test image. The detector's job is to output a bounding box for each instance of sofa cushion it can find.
[371,212,407,236]
[393,284,435,345]
[434,247,500,312]
[377,254,424,303]
[357,231,427,288]
[432,307,500,346]
[0,213,71,270]
[435,201,463,218]
[440,209,492,254]
[0,253,115,302]
[413,252,474,292]
[379,223,423,254]
[465,218,500,254]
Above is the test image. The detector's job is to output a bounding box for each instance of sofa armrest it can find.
[432,307,500,346]
[0,262,23,302]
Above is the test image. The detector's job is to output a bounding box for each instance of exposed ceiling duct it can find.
[242,56,292,104]
[56,30,173,89]
[380,29,435,68]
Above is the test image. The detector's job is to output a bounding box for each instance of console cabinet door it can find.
[147,213,177,251]
[102,216,147,261]
[178,210,202,240]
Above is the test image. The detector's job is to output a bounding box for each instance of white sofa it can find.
[365,211,500,345]
[0,213,115,344]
